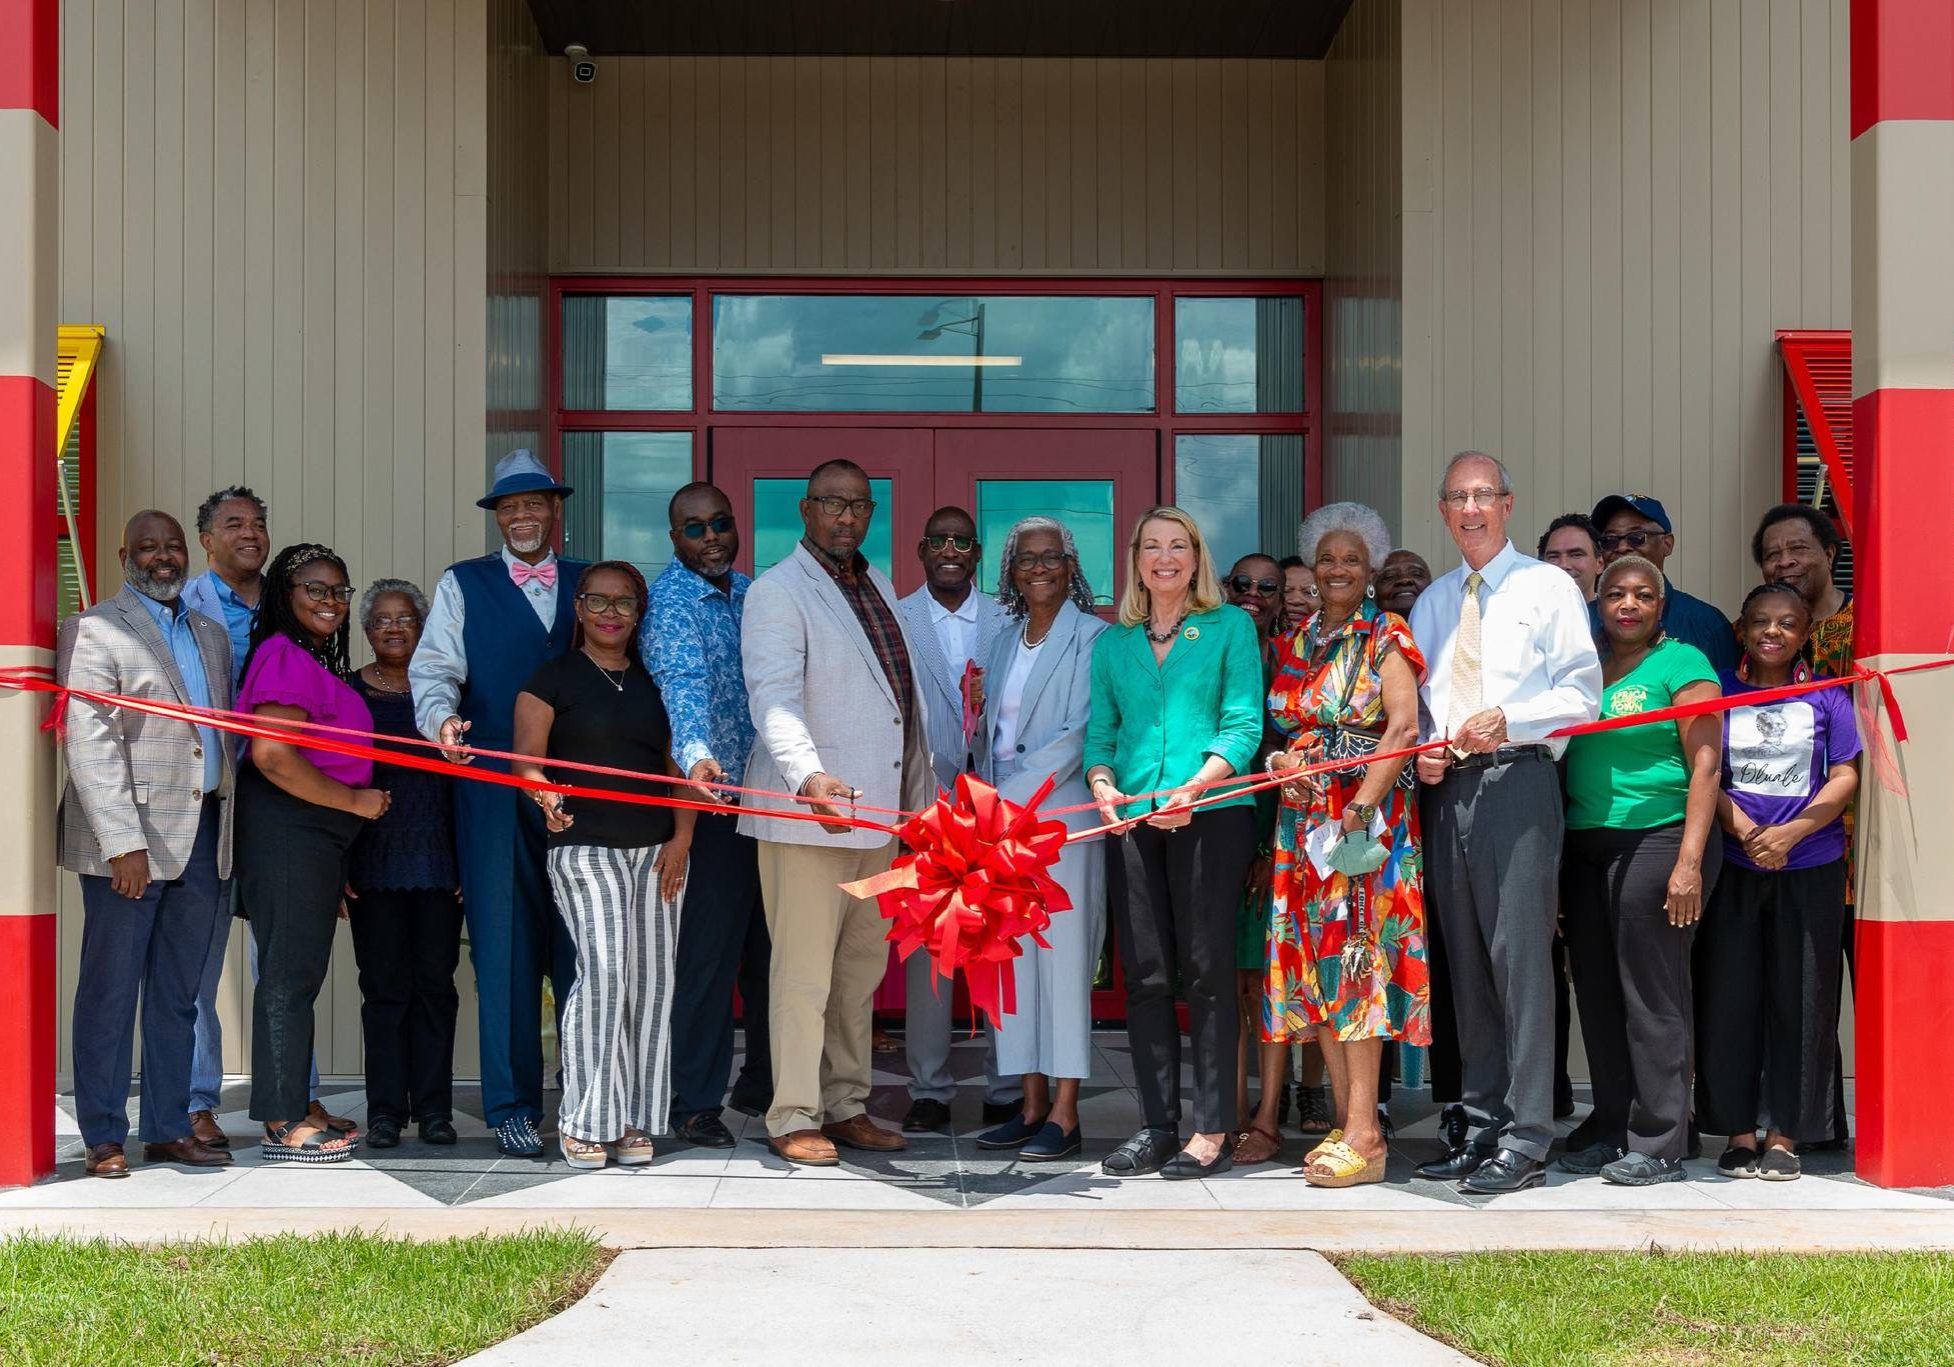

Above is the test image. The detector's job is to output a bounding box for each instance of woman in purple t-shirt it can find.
[234,544,391,1166]
[1695,583,1860,1182]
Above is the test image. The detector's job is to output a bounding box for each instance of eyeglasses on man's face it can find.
[1598,529,1658,552]
[1440,486,1509,510]
[369,613,421,630]
[678,514,736,540]
[923,534,977,554]
[298,582,356,604]
[1226,575,1281,596]
[809,495,876,519]
[1011,550,1070,572]
[576,592,641,618]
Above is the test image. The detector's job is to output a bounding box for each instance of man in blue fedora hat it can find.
[410,449,587,1156]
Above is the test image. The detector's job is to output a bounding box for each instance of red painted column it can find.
[1849,0,1954,1189]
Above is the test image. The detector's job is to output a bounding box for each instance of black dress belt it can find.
[1448,744,1552,772]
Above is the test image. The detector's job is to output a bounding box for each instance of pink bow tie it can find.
[510,560,557,588]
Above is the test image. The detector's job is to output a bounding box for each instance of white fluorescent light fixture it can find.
[820,353,1024,366]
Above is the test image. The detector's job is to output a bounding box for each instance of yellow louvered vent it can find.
[56,325,106,616]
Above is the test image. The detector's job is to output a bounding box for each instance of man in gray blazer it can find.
[894,507,1021,1134]
[58,511,237,1177]
[740,460,934,1167]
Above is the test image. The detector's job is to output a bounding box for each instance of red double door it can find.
[713,425,1155,1024]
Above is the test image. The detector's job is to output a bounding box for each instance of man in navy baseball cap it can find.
[1588,492,1738,674]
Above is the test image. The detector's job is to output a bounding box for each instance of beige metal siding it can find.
[1323,0,1405,532]
[547,56,1328,276]
[54,0,500,1082]
[1398,0,1850,610]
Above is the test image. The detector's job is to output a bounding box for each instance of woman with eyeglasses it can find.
[235,544,391,1165]
[970,517,1108,1161]
[344,579,463,1149]
[512,561,695,1168]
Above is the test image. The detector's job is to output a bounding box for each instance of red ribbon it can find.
[840,773,1074,1030]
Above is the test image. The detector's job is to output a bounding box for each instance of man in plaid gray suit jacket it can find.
[58,510,237,1178]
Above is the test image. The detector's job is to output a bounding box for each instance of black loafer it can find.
[1161,1143,1234,1181]
[1101,1127,1179,1177]
[1461,1147,1546,1194]
[902,1098,951,1134]
[982,1099,1023,1125]
[419,1117,458,1146]
[366,1116,402,1150]
[676,1111,738,1148]
[974,1113,1042,1150]
[1415,1141,1496,1181]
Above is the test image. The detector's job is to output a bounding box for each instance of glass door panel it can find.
[972,479,1117,608]
[751,477,894,581]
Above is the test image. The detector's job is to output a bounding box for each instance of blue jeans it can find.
[74,803,229,1148]
[188,888,319,1112]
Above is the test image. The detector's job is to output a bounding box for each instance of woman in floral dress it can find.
[1265,502,1431,1187]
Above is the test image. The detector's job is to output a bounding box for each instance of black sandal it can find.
[260,1120,356,1165]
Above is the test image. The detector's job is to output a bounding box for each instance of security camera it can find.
[565,43,597,85]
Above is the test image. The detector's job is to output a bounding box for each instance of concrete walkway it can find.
[460,1248,1475,1365]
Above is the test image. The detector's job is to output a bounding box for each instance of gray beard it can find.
[508,531,547,555]
[127,567,183,603]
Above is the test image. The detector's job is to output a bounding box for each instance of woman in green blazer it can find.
[1085,506,1266,1180]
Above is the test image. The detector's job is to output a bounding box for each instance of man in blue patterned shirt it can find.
[645,482,773,1144]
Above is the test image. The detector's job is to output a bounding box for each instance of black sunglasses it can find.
[923,534,977,553]
[1598,529,1659,552]
[678,514,736,540]
[1226,574,1281,595]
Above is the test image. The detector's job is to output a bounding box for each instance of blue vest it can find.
[450,554,587,753]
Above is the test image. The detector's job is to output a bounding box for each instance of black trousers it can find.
[1108,805,1257,1135]
[1416,787,1462,1105]
[1694,858,1848,1143]
[667,809,773,1121]
[1424,751,1562,1160]
[1561,822,1721,1161]
[347,886,464,1123]
[238,767,365,1122]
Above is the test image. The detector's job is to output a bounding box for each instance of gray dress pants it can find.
[1423,750,1562,1161]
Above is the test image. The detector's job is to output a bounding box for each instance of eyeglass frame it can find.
[1597,528,1661,552]
[1010,549,1072,572]
[368,613,422,629]
[806,495,877,519]
[575,592,642,618]
[677,513,737,540]
[922,534,978,553]
[1225,574,1281,595]
[1439,485,1512,510]
[297,582,357,605]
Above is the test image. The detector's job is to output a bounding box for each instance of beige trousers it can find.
[756,838,900,1136]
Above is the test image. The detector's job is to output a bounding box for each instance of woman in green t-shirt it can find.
[1559,555,1723,1187]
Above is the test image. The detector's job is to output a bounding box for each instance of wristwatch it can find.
[1346,800,1378,825]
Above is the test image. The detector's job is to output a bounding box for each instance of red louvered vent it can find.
[1777,330,1854,538]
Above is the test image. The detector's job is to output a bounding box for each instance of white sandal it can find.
[614,1129,656,1166]
[560,1133,609,1169]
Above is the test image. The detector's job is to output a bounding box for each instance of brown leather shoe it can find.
[143,1136,235,1168]
[821,1113,908,1152]
[189,1109,230,1149]
[769,1129,840,1166]
[84,1142,129,1178]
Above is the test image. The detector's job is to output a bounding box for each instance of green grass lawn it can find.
[0,1229,610,1366]
[1340,1251,1954,1366]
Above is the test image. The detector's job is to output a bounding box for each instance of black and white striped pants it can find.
[546,842,685,1142]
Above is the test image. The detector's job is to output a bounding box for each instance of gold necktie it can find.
[1448,571,1485,753]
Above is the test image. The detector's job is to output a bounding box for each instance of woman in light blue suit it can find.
[971,517,1108,1162]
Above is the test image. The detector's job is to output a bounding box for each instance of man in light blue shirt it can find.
[645,481,772,1143]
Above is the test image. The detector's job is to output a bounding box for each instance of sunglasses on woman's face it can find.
[297,582,356,604]
[678,514,736,540]
[576,593,640,618]
[1226,575,1281,596]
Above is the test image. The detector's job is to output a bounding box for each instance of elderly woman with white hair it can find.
[1264,501,1432,1187]
[345,577,464,1149]
[970,517,1109,1162]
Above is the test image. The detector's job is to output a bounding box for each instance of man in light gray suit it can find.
[894,507,1022,1134]
[58,511,237,1178]
[740,460,934,1167]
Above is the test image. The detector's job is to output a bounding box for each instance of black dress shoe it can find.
[677,1111,737,1148]
[366,1116,402,1149]
[1461,1147,1547,1194]
[1438,1103,1469,1150]
[1415,1141,1496,1181]
[418,1117,458,1146]
[1101,1127,1179,1177]
[1161,1143,1234,1181]
[902,1098,951,1134]
[982,1099,1023,1125]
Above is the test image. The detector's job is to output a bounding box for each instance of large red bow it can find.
[841,773,1073,1029]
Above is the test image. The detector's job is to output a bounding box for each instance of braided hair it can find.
[993,516,1099,618]
[245,542,354,681]
[572,560,651,667]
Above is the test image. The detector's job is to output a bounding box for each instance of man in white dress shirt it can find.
[894,507,1022,1133]
[1408,451,1601,1195]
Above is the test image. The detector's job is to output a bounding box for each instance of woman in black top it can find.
[346,579,462,1149]
[513,561,695,1169]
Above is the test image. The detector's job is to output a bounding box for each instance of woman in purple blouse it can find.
[1695,582,1861,1182]
[234,544,391,1165]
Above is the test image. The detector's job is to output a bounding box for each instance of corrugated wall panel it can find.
[1399,0,1849,611]
[547,56,1329,276]
[54,0,504,1082]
